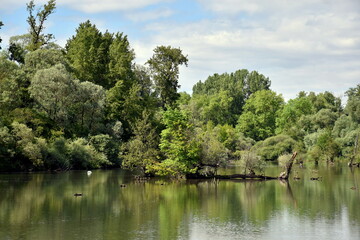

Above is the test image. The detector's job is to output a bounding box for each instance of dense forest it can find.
[0,1,359,177]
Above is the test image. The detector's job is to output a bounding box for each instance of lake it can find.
[0,165,359,240]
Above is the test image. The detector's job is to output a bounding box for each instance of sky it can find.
[1,0,359,101]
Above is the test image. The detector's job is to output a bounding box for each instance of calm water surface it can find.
[0,165,359,240]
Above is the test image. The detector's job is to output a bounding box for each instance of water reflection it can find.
[0,166,359,240]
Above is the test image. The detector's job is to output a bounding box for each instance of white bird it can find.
[87,170,92,176]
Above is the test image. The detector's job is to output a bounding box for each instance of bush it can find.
[67,138,110,169]
[254,134,297,160]
[238,150,266,175]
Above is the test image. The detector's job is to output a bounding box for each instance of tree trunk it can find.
[278,152,297,180]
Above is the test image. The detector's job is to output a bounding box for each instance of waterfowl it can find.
[74,193,83,197]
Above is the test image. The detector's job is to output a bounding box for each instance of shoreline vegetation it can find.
[1,1,360,178]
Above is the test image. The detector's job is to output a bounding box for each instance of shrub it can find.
[254,134,297,160]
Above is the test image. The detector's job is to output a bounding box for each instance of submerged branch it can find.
[190,152,298,181]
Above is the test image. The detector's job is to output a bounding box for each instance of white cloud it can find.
[125,8,173,22]
[60,0,171,13]
[133,0,360,100]
[0,0,171,13]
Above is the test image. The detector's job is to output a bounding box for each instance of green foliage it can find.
[237,90,284,141]
[66,138,110,169]
[24,48,68,74]
[8,34,32,63]
[195,124,229,172]
[305,129,340,164]
[313,108,338,130]
[310,91,342,112]
[88,134,120,165]
[122,111,159,174]
[277,153,293,168]
[106,81,145,138]
[0,126,16,169]
[43,137,70,170]
[238,150,266,175]
[276,96,314,134]
[155,108,200,177]
[66,20,109,87]
[190,90,236,125]
[345,84,360,124]
[29,64,106,136]
[26,0,56,51]
[71,81,106,135]
[191,69,271,125]
[11,121,45,168]
[193,69,270,100]
[147,45,188,108]
[29,64,76,125]
[108,32,135,88]
[254,134,297,161]
[0,56,25,115]
[66,21,135,89]
[214,124,254,153]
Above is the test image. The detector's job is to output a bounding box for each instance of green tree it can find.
[66,21,107,87]
[122,111,159,175]
[191,69,271,125]
[26,0,56,51]
[29,64,76,126]
[108,32,135,88]
[147,45,188,108]
[195,123,229,176]
[24,48,68,74]
[71,81,106,135]
[153,108,200,177]
[11,121,46,168]
[106,81,144,138]
[276,95,314,134]
[239,150,265,175]
[237,90,284,141]
[345,84,360,123]
[0,56,24,116]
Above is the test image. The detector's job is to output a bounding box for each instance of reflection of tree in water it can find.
[0,167,359,239]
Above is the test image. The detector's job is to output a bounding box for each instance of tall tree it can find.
[155,108,200,177]
[147,46,188,108]
[66,21,105,86]
[121,111,159,175]
[26,0,56,51]
[108,32,135,88]
[345,84,360,123]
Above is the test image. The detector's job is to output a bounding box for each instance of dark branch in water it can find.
[189,152,298,181]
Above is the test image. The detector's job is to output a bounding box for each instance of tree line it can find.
[0,1,359,177]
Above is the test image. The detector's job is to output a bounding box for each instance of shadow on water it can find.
[0,166,359,240]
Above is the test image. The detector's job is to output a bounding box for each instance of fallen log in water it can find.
[191,152,298,181]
